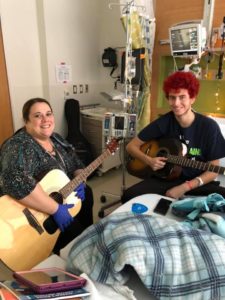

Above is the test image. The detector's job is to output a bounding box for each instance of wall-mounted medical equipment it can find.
[103,112,136,138]
[169,21,206,58]
[102,47,117,67]
[102,47,118,77]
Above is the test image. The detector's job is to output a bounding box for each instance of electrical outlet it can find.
[73,85,77,94]
[85,84,89,93]
[79,84,83,94]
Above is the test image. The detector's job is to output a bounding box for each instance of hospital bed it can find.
[35,193,225,299]
[35,194,171,300]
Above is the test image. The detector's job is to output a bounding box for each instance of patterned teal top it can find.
[0,129,84,199]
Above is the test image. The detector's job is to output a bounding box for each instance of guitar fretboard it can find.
[60,149,112,198]
[167,154,225,175]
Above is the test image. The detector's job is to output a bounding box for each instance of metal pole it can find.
[120,137,127,195]
[202,0,215,48]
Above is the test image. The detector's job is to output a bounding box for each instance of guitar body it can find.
[0,169,81,271]
[127,138,183,180]
[127,138,225,180]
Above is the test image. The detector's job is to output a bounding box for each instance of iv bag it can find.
[126,56,136,82]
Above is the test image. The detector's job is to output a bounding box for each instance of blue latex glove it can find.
[52,203,74,232]
[75,183,86,201]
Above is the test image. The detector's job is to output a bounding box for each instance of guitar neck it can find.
[60,149,111,198]
[168,155,225,175]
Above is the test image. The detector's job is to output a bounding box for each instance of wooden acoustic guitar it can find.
[0,138,120,271]
[127,138,225,180]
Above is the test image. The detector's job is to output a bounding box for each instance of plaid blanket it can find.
[66,212,225,299]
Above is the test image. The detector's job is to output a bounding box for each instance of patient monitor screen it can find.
[170,26,198,55]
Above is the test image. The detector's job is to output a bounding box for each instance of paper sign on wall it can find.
[55,63,72,83]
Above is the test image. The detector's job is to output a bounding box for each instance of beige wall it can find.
[4,0,221,132]
[0,0,125,135]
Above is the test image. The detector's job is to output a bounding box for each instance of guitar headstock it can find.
[106,137,122,154]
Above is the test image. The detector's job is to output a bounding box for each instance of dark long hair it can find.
[22,98,53,122]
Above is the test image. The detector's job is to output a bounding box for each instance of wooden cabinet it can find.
[0,23,14,145]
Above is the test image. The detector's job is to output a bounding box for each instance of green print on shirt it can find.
[189,148,201,156]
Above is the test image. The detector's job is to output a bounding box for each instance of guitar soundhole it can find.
[43,192,64,234]
[156,147,172,179]
[157,148,169,158]
[50,192,63,204]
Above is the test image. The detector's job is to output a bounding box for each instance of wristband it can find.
[196,176,204,186]
[186,181,193,190]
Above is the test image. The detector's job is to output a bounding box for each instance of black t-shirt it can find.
[138,111,225,179]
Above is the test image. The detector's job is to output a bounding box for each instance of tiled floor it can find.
[87,166,141,223]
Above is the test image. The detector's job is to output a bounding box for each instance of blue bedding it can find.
[66,212,225,299]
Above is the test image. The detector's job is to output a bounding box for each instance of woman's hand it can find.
[20,183,75,231]
[52,203,74,232]
[74,183,86,201]
[74,169,84,176]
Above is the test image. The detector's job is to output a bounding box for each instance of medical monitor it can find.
[169,21,206,58]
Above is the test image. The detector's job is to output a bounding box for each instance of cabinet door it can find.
[0,23,13,145]
[81,114,121,174]
[81,116,103,157]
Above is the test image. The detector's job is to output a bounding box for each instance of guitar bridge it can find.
[23,208,44,234]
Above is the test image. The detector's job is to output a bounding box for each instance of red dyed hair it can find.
[163,71,200,98]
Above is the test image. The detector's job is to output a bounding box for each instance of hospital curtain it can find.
[120,0,155,132]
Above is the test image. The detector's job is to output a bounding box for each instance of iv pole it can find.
[109,1,145,108]
[123,0,135,106]
[118,0,134,198]
[98,1,143,218]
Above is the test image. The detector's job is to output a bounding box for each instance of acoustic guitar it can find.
[127,138,225,180]
[0,138,120,271]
